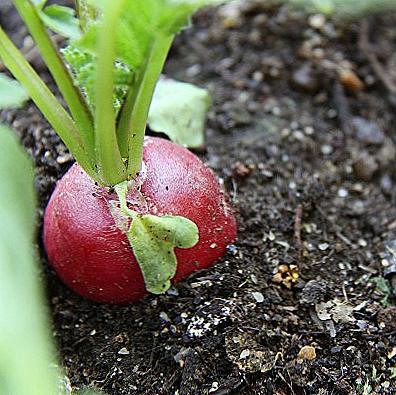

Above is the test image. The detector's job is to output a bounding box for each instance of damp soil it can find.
[2,1,396,394]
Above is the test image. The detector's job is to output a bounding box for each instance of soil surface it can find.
[2,1,396,394]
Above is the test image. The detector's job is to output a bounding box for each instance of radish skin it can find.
[44,137,237,303]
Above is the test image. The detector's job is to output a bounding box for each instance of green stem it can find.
[117,35,174,178]
[114,181,137,218]
[13,0,95,161]
[94,0,127,185]
[116,76,140,158]
[0,26,98,181]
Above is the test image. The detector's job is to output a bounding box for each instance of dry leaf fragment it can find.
[272,264,299,289]
[297,345,316,361]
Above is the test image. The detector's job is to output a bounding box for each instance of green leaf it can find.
[39,5,81,40]
[75,0,226,65]
[64,0,226,114]
[31,0,47,9]
[0,73,29,109]
[62,45,132,114]
[75,0,99,33]
[128,214,199,294]
[0,25,96,181]
[372,276,392,307]
[0,125,59,395]
[148,78,211,148]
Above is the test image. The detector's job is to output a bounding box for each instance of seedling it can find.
[0,0,237,303]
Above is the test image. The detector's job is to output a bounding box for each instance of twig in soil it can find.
[277,371,295,394]
[324,319,336,338]
[149,335,158,367]
[309,308,324,330]
[210,379,245,395]
[342,283,349,303]
[333,81,353,135]
[359,19,396,103]
[336,231,354,247]
[231,178,238,203]
[294,203,303,262]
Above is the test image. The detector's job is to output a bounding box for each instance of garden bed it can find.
[2,1,396,394]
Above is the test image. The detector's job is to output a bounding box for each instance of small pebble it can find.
[352,117,384,145]
[251,292,264,303]
[308,14,325,29]
[209,382,219,393]
[337,188,348,198]
[159,311,170,322]
[118,347,130,355]
[232,161,252,179]
[321,145,333,155]
[304,126,314,135]
[339,70,364,93]
[380,174,393,196]
[293,130,305,141]
[56,153,73,164]
[353,154,378,181]
[358,239,367,247]
[377,141,396,169]
[166,287,179,297]
[291,64,318,92]
[356,320,368,330]
[318,243,330,251]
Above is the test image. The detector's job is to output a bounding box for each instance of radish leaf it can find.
[39,5,80,39]
[148,78,210,148]
[62,45,132,113]
[128,214,199,294]
[0,73,29,109]
[62,0,223,115]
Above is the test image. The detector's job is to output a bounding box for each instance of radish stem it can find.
[94,0,127,185]
[13,0,95,161]
[120,35,174,179]
[0,26,96,180]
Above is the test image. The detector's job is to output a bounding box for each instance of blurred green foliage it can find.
[0,124,60,395]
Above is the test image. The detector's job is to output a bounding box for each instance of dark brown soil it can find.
[2,1,396,394]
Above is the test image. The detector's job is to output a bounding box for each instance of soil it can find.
[2,1,396,394]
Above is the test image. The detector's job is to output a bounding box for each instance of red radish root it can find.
[44,137,237,303]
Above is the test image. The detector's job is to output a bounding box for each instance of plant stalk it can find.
[13,0,95,161]
[118,35,174,179]
[0,26,97,181]
[94,0,127,185]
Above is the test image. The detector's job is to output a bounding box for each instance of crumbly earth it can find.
[2,1,396,394]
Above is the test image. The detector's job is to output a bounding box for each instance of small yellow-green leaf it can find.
[127,214,199,294]
[148,78,211,148]
[40,5,81,40]
[0,74,29,109]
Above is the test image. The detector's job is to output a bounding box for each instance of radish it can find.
[44,137,236,303]
[0,0,236,303]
